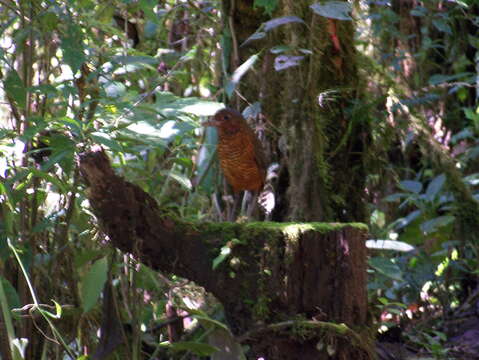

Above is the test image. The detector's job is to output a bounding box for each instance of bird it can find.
[203,108,267,218]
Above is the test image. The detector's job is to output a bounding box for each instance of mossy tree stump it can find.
[79,148,372,359]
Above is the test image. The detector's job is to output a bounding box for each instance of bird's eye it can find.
[223,115,230,120]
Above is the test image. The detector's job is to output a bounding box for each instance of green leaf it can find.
[0,277,21,310]
[270,45,293,54]
[425,174,445,201]
[241,31,266,46]
[29,168,68,194]
[4,70,26,109]
[192,313,230,332]
[43,300,62,319]
[39,12,59,32]
[104,81,126,98]
[310,1,353,21]
[212,246,231,270]
[263,16,304,32]
[366,240,415,252]
[399,180,422,194]
[253,0,278,15]
[60,24,85,73]
[428,72,471,86]
[394,209,422,229]
[80,257,108,313]
[369,257,403,281]
[432,18,452,35]
[225,54,259,98]
[420,215,455,234]
[91,132,123,152]
[168,341,219,356]
[163,170,192,190]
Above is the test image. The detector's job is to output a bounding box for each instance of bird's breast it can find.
[217,133,264,192]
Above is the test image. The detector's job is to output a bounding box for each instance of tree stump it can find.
[79,148,372,359]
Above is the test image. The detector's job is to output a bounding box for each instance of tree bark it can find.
[224,0,369,223]
[79,147,372,359]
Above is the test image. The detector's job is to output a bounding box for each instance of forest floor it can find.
[377,291,479,359]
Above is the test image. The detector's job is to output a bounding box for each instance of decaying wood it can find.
[79,147,372,359]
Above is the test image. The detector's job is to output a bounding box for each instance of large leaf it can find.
[60,23,86,73]
[263,16,304,32]
[393,209,422,230]
[254,0,278,15]
[225,54,259,97]
[274,55,304,71]
[241,16,304,46]
[310,1,353,21]
[80,257,108,313]
[212,245,231,270]
[168,342,218,356]
[369,257,403,281]
[425,174,445,201]
[399,180,422,194]
[91,132,123,152]
[163,170,192,190]
[420,215,455,234]
[366,240,415,252]
[0,276,21,311]
[4,70,26,109]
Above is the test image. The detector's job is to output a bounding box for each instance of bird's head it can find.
[203,108,245,135]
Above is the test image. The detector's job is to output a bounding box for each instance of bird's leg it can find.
[212,193,224,221]
[244,191,259,219]
[224,194,236,221]
[226,193,242,221]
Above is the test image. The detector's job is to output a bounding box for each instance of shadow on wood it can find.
[79,147,373,359]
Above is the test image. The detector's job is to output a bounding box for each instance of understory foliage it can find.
[0,0,478,359]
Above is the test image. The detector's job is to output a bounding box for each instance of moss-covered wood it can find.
[223,0,370,223]
[79,147,372,359]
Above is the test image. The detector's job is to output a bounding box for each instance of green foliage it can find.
[80,256,109,313]
[254,0,278,16]
[1,0,478,357]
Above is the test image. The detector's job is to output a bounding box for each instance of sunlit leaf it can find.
[164,170,192,190]
[104,81,126,98]
[366,240,415,252]
[274,55,304,71]
[241,31,266,47]
[263,16,304,32]
[270,45,293,54]
[463,173,479,186]
[29,168,68,194]
[394,209,422,229]
[212,246,231,270]
[80,257,108,313]
[225,54,259,97]
[91,132,123,152]
[112,55,158,65]
[310,1,353,21]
